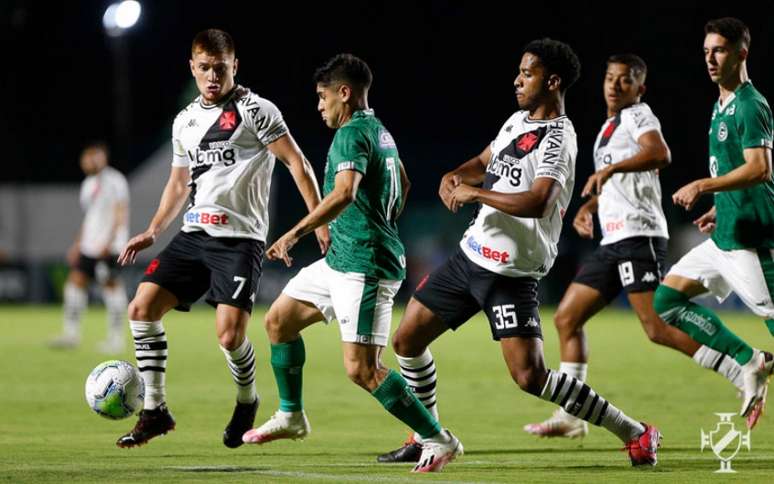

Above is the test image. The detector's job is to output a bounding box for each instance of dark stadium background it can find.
[2,1,772,303]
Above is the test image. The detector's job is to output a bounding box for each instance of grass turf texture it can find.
[1,304,773,483]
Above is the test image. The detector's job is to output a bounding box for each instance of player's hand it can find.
[118,231,155,266]
[573,207,594,239]
[314,225,330,255]
[581,166,613,197]
[672,180,703,210]
[267,232,299,267]
[66,244,80,268]
[439,173,462,211]
[449,183,479,213]
[693,206,717,234]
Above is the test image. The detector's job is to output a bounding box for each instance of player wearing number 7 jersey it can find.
[114,29,329,450]
[242,53,462,473]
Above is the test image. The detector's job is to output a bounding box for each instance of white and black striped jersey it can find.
[459,111,577,279]
[79,166,129,258]
[593,102,669,245]
[171,85,289,241]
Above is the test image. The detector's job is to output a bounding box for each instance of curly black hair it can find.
[523,38,581,92]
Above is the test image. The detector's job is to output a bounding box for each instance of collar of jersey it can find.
[198,86,239,110]
[523,112,567,124]
[352,109,375,119]
[717,80,752,113]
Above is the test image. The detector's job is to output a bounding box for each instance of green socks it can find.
[372,369,441,439]
[654,285,753,365]
[270,338,306,412]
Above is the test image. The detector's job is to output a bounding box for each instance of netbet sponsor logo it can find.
[185,212,230,225]
[187,141,236,167]
[466,236,509,263]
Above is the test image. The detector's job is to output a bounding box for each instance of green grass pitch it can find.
[1,304,773,483]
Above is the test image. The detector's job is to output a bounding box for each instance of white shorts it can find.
[668,238,774,319]
[282,258,402,346]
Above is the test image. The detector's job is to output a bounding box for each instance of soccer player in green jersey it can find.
[654,17,774,429]
[243,53,462,473]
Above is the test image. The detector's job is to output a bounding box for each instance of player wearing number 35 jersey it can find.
[114,29,328,450]
[380,39,661,469]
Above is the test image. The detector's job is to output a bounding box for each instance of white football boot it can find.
[242,410,310,444]
[523,408,589,438]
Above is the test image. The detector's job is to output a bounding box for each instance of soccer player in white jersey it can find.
[114,29,328,449]
[49,142,129,354]
[379,39,661,468]
[525,54,748,439]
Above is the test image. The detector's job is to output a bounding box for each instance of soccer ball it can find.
[85,360,144,420]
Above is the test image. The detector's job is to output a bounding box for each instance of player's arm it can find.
[267,133,330,254]
[673,147,772,210]
[582,130,671,196]
[118,166,190,265]
[450,176,562,218]
[573,195,598,239]
[396,159,411,219]
[439,145,491,211]
[267,170,361,267]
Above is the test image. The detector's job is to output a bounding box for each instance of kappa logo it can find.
[219,111,237,130]
[641,272,657,283]
[186,118,198,128]
[701,413,751,473]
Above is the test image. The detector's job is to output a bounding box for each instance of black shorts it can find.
[413,248,542,341]
[142,231,264,313]
[77,254,121,280]
[573,236,667,302]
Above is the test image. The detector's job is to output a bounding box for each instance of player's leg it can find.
[98,258,128,353]
[117,232,210,448]
[501,336,660,466]
[629,290,743,390]
[524,282,607,438]
[244,260,332,445]
[116,281,179,448]
[204,237,265,448]
[653,240,772,420]
[50,260,92,348]
[379,250,478,464]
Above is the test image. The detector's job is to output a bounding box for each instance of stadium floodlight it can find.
[103,1,142,37]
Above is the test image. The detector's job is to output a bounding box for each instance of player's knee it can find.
[128,298,154,321]
[510,367,544,395]
[218,329,241,350]
[554,309,581,338]
[264,310,283,341]
[653,284,687,325]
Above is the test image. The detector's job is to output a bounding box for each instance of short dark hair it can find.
[607,53,648,82]
[191,28,235,56]
[523,38,581,92]
[313,53,373,92]
[705,17,750,49]
[82,141,109,158]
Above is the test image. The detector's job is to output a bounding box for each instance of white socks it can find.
[62,282,87,338]
[396,349,439,444]
[130,320,167,410]
[220,338,258,404]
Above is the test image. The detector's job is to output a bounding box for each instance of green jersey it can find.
[708,81,774,250]
[324,109,406,280]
